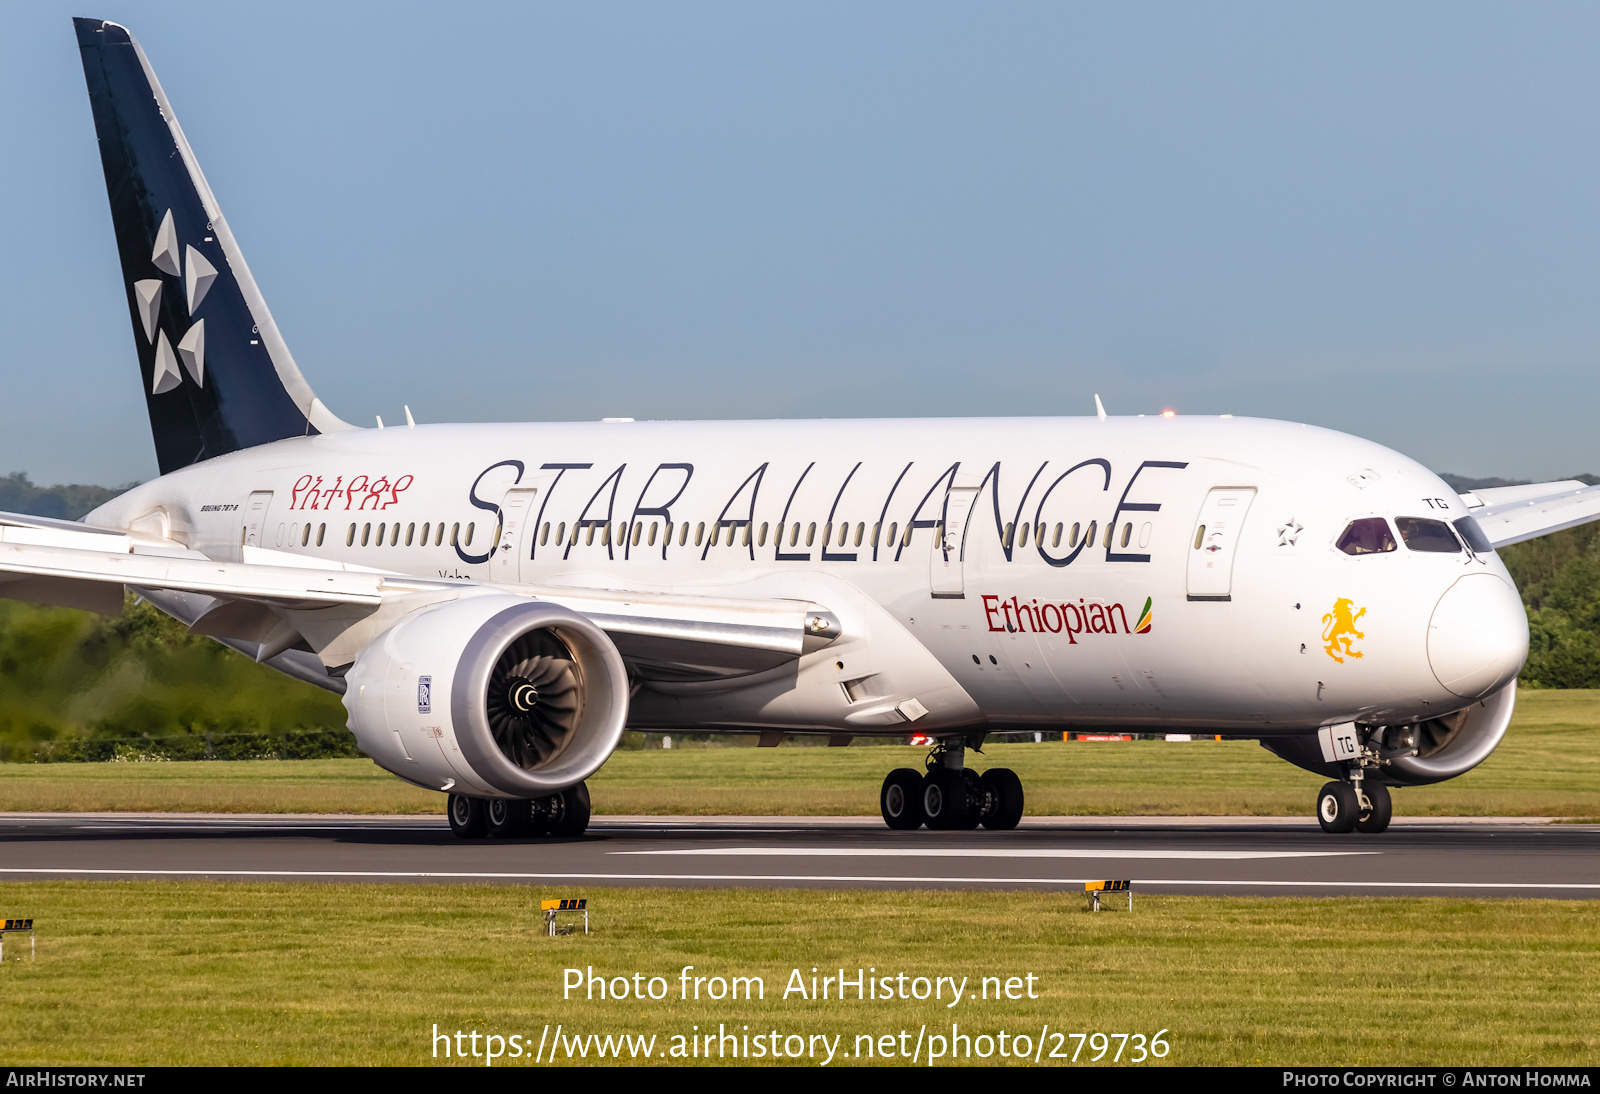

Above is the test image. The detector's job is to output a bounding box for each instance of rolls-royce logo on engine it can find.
[417,676,432,714]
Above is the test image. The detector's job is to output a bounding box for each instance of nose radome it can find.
[1427,574,1529,699]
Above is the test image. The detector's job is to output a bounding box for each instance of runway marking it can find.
[615,847,1377,861]
[0,867,1594,890]
[71,824,444,833]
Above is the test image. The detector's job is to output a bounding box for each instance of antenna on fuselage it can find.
[1094,394,1107,421]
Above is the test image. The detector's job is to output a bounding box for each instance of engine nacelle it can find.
[1258,680,1517,786]
[1379,680,1517,786]
[344,593,629,798]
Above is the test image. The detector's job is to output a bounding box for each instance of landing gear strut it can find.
[448,781,592,840]
[878,739,1024,831]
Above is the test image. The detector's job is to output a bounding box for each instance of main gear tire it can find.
[547,781,592,837]
[980,768,1025,830]
[1316,781,1360,834]
[1355,782,1393,834]
[447,793,488,839]
[922,767,970,830]
[880,768,926,830]
[487,797,533,838]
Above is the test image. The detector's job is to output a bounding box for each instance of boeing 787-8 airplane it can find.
[5,19,1595,838]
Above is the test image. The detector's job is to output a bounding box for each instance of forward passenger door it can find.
[1186,487,1256,601]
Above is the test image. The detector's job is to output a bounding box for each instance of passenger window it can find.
[1336,518,1397,555]
[1454,516,1494,555]
[1396,517,1460,554]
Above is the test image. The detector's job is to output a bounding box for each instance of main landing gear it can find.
[447,782,592,840]
[879,740,1024,831]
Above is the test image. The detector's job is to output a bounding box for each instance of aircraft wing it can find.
[1459,481,1600,548]
[0,510,834,680]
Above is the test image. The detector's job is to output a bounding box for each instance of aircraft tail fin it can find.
[74,18,352,475]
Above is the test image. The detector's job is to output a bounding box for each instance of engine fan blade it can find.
[486,647,581,770]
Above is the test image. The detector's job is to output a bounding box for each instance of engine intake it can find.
[344,594,629,798]
[1379,680,1516,786]
[1256,680,1516,786]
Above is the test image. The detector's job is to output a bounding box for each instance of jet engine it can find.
[1377,680,1517,786]
[1258,680,1517,786]
[343,593,629,798]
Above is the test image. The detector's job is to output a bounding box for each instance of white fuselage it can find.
[89,414,1526,738]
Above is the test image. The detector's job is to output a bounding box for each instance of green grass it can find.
[0,882,1594,1066]
[3,688,1598,817]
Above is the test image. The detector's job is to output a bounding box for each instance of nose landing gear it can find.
[1316,761,1394,835]
[878,739,1024,831]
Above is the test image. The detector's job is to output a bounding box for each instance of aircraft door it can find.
[241,491,273,549]
[490,487,544,584]
[1186,487,1256,601]
[930,485,980,598]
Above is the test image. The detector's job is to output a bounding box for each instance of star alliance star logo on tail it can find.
[133,208,215,395]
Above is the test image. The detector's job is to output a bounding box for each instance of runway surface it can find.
[1,812,1596,897]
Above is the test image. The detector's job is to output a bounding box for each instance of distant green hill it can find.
[0,471,137,521]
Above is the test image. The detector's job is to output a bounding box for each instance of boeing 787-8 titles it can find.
[7,19,1595,838]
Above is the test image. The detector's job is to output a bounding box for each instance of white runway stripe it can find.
[0,867,1594,890]
[615,846,1376,860]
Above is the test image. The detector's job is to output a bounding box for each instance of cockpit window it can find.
[1336,517,1397,555]
[1454,515,1494,555]
[1396,516,1461,554]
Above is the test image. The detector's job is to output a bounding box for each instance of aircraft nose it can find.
[1427,573,1528,699]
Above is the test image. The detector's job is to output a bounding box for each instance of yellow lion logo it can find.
[1321,598,1366,663]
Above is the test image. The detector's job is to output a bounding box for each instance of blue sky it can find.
[3,2,1599,485]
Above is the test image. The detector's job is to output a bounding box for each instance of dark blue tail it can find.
[75,18,351,474]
